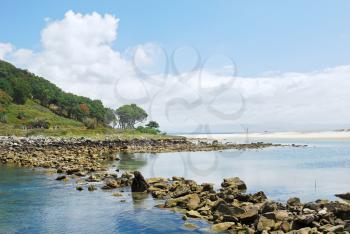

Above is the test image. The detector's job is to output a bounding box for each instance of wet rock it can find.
[131,171,149,193]
[186,210,202,218]
[76,186,83,191]
[183,222,197,230]
[211,222,235,232]
[55,175,66,180]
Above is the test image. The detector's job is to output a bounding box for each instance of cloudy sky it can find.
[1,1,350,133]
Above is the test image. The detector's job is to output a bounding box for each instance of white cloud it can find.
[1,11,350,132]
[0,43,13,59]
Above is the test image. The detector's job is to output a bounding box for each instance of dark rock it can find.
[261,201,278,213]
[55,175,66,180]
[335,192,350,200]
[131,171,149,193]
[76,186,83,191]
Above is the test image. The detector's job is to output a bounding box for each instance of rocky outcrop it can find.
[131,171,149,192]
[149,176,350,234]
[335,192,350,200]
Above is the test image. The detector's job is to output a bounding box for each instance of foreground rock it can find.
[142,173,350,234]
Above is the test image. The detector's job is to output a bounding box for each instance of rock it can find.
[235,207,259,224]
[76,186,83,191]
[281,221,291,232]
[172,176,184,181]
[211,222,235,232]
[212,200,245,216]
[287,197,302,207]
[257,216,276,232]
[55,175,66,180]
[261,201,278,213]
[165,194,200,210]
[171,185,190,198]
[251,191,268,203]
[103,179,119,189]
[323,224,344,232]
[88,184,96,191]
[186,210,202,218]
[263,210,290,221]
[291,214,315,230]
[335,192,350,200]
[112,192,123,197]
[131,171,149,193]
[201,183,214,192]
[183,222,197,230]
[146,177,167,184]
[221,177,247,191]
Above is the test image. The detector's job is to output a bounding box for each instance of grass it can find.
[0,100,178,140]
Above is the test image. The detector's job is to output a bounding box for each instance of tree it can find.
[12,79,30,104]
[146,121,159,129]
[116,104,148,129]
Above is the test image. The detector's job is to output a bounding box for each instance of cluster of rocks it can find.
[0,136,279,175]
[139,176,349,233]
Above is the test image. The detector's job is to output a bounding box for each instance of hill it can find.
[0,60,115,127]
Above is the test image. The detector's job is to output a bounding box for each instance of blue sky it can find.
[1,1,350,132]
[1,0,350,76]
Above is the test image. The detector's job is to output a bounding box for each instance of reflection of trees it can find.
[117,153,148,171]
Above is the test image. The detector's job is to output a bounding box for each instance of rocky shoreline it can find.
[2,136,346,233]
[0,136,284,174]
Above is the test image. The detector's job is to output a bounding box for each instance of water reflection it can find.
[115,140,350,202]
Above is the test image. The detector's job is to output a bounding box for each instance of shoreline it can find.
[0,135,286,174]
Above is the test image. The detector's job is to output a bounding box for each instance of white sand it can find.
[181,131,350,141]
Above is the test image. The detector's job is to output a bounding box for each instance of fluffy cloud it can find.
[2,11,350,133]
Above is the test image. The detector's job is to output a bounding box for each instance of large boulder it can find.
[131,171,149,192]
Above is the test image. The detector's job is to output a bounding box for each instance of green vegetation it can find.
[0,60,166,138]
[115,104,148,129]
[0,60,115,127]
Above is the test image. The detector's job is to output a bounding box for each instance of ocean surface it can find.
[1,137,350,233]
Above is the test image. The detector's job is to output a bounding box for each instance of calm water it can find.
[1,138,350,233]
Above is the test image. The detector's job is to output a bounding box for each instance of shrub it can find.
[0,113,8,123]
[28,119,50,129]
[17,112,26,120]
[136,126,160,135]
[83,118,97,129]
